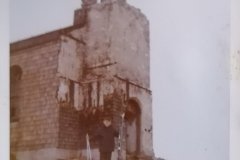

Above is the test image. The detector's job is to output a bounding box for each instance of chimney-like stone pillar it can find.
[82,0,97,7]
[101,0,126,3]
[101,0,112,3]
[119,0,126,3]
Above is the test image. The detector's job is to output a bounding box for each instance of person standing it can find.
[92,114,119,160]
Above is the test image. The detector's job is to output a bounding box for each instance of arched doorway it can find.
[10,65,23,122]
[124,98,141,158]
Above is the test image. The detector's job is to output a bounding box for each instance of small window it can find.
[10,65,22,122]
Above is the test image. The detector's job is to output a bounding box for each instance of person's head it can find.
[102,116,112,127]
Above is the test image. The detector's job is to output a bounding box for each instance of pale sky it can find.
[10,0,230,160]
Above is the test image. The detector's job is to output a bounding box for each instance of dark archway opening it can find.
[125,98,141,157]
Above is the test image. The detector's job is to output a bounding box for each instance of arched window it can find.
[10,65,22,122]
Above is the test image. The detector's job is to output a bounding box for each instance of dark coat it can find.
[93,124,119,152]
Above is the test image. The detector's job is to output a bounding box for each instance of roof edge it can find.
[10,24,82,52]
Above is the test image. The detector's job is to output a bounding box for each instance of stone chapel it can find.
[10,0,153,159]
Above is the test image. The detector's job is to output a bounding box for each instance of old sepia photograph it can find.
[3,0,240,160]
[10,0,154,160]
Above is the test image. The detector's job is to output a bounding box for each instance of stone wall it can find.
[10,40,60,152]
[58,106,83,149]
[82,1,150,87]
[129,85,153,156]
[75,1,152,158]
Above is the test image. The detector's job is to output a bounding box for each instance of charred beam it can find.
[86,62,117,70]
[114,75,152,94]
[63,34,86,45]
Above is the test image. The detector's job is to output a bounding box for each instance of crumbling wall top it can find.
[81,0,126,8]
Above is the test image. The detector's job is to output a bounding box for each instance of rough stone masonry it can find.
[10,0,154,160]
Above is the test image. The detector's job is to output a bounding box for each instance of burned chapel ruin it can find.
[10,0,153,159]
